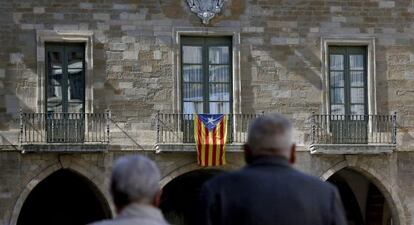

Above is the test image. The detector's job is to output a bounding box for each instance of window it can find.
[329,46,368,143]
[181,37,232,114]
[329,46,367,115]
[46,43,85,113]
[45,43,85,143]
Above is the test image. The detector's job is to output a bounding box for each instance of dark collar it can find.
[247,155,290,168]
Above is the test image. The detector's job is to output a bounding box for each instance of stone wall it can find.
[0,0,414,149]
[0,151,412,225]
[1,0,414,225]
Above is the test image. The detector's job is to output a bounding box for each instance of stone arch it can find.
[320,160,406,225]
[160,162,239,187]
[9,156,114,225]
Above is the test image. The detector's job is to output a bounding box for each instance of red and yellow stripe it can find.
[194,114,228,167]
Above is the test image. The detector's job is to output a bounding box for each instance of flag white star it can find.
[207,116,215,125]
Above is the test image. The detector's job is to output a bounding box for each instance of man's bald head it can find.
[246,113,295,160]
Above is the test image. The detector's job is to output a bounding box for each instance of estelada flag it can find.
[194,114,228,167]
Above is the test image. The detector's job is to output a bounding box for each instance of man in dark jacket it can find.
[198,113,347,225]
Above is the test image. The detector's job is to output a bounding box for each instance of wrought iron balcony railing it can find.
[310,113,397,145]
[20,111,110,144]
[156,113,261,144]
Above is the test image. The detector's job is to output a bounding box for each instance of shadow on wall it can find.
[1,54,37,148]
[240,35,324,114]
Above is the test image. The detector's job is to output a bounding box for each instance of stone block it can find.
[9,53,23,64]
[141,65,152,73]
[54,24,79,30]
[20,24,34,30]
[123,51,138,60]
[332,16,346,23]
[121,25,135,31]
[94,82,104,89]
[111,65,123,73]
[110,43,127,51]
[5,95,18,114]
[286,38,299,45]
[153,50,162,60]
[97,23,109,31]
[79,2,93,10]
[113,4,137,10]
[119,82,133,89]
[53,13,64,20]
[93,13,110,21]
[33,7,45,14]
[246,37,263,45]
[330,6,342,12]
[379,1,395,8]
[309,27,319,33]
[242,27,264,33]
[13,13,22,23]
[271,37,286,45]
[122,36,135,43]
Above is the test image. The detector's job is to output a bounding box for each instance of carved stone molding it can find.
[186,0,225,25]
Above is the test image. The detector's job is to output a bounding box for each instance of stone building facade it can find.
[0,0,414,225]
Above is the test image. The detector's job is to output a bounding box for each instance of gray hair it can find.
[110,155,161,208]
[247,113,294,155]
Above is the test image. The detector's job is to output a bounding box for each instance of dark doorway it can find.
[328,169,393,225]
[17,169,111,225]
[160,169,223,225]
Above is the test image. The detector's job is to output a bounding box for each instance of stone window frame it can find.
[36,30,94,113]
[172,27,241,114]
[321,37,377,116]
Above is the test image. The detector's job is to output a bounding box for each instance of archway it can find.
[16,169,111,225]
[328,168,393,225]
[160,169,223,225]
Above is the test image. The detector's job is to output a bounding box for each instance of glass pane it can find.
[47,51,63,111]
[209,84,230,101]
[209,102,230,114]
[68,71,84,102]
[209,46,229,64]
[68,51,84,67]
[183,102,203,114]
[351,88,365,104]
[330,71,344,87]
[350,55,364,70]
[68,103,84,113]
[331,104,345,115]
[47,104,62,113]
[183,83,203,101]
[330,54,344,70]
[351,105,365,115]
[67,49,85,106]
[330,88,344,104]
[47,84,62,99]
[350,71,364,87]
[183,65,203,82]
[183,46,202,64]
[209,65,229,82]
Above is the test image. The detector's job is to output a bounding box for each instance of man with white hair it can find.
[198,113,347,225]
[89,155,170,225]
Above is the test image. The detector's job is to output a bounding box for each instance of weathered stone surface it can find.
[1,0,414,224]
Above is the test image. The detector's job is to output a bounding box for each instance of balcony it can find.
[155,113,260,152]
[20,112,110,152]
[309,114,397,154]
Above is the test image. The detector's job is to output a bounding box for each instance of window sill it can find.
[155,143,244,153]
[309,143,395,155]
[21,143,108,153]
